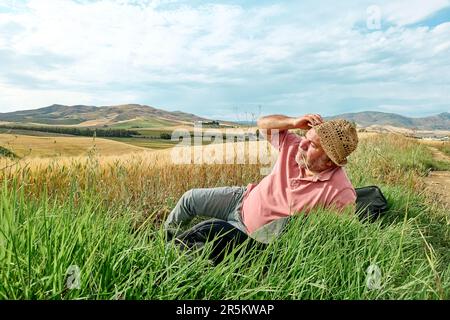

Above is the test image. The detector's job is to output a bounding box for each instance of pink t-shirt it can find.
[241,130,356,234]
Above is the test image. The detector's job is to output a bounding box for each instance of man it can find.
[164,114,358,243]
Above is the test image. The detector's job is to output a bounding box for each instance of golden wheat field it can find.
[0,131,403,176]
[0,133,148,158]
[0,132,431,220]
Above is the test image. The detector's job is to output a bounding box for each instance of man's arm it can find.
[257,114,323,142]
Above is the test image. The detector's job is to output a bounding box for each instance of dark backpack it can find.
[355,185,389,222]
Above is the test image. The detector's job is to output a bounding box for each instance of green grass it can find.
[0,182,450,299]
[435,142,450,157]
[134,128,176,137]
[134,128,194,138]
[108,118,178,129]
[0,133,449,299]
[0,181,446,299]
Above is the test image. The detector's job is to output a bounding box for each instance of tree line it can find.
[0,124,140,137]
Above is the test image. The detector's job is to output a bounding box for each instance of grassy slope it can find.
[135,128,182,137]
[0,133,448,299]
[423,141,450,157]
[108,118,180,129]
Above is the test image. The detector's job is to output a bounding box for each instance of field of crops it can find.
[0,133,147,157]
[0,133,449,299]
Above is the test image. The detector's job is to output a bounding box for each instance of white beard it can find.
[295,151,308,170]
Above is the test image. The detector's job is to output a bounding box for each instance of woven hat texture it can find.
[314,119,358,166]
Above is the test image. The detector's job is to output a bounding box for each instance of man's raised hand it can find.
[292,114,324,130]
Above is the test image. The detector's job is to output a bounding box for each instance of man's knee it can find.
[177,189,199,215]
[164,189,196,231]
[180,189,195,203]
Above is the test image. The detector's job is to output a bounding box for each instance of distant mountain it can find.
[327,111,450,131]
[1,105,448,131]
[0,104,212,128]
[227,111,449,130]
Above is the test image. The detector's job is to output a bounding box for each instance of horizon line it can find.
[1,103,448,120]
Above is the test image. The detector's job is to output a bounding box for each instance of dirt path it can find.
[423,146,450,210]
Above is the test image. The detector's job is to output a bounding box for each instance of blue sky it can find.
[0,0,449,121]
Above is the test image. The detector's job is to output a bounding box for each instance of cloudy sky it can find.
[0,0,449,120]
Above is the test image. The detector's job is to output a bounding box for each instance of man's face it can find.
[295,128,333,173]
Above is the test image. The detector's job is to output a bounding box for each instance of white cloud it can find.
[384,0,449,26]
[0,83,91,111]
[0,0,449,116]
[0,82,142,111]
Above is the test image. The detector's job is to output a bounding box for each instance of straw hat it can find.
[314,119,358,166]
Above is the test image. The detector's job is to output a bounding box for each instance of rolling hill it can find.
[326,111,450,131]
[220,111,449,131]
[0,104,211,128]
